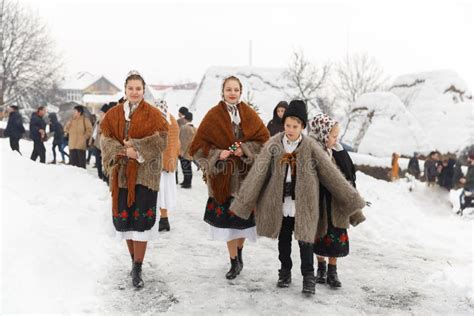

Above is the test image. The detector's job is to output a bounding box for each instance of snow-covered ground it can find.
[1,138,473,314]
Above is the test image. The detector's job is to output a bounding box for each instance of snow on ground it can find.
[1,138,473,314]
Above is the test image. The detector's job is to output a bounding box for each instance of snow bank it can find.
[1,140,113,313]
[1,138,472,314]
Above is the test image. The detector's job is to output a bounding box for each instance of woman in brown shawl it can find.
[190,76,270,280]
[101,71,168,289]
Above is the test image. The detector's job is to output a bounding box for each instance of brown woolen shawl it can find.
[100,100,168,216]
[189,101,270,204]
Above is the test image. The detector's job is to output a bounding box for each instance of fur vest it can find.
[230,133,366,243]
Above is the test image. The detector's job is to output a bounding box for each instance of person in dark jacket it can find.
[424,151,440,186]
[4,105,25,154]
[460,154,474,191]
[407,152,421,179]
[438,158,455,190]
[48,113,69,164]
[452,159,465,189]
[29,106,48,163]
[266,101,288,136]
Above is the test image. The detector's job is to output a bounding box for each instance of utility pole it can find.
[249,40,253,67]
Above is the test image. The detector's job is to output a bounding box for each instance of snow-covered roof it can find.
[59,72,100,90]
[83,92,123,104]
[190,66,297,124]
[390,70,474,154]
[342,92,431,156]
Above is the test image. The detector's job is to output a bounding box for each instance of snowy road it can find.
[1,139,473,314]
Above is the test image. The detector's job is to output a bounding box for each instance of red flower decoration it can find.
[120,211,128,219]
[324,235,332,246]
[146,209,154,218]
[208,202,215,211]
[215,207,223,216]
[133,210,140,219]
[228,210,235,217]
[339,233,348,243]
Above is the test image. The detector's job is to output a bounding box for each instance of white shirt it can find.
[282,133,302,217]
[122,100,145,163]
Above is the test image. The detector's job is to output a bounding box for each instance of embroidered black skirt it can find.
[113,185,158,232]
[204,197,255,229]
[314,186,349,258]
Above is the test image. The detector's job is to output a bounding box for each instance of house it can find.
[59,72,122,113]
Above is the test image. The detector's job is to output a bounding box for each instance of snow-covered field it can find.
[1,138,473,314]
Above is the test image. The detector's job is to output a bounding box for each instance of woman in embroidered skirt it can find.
[308,114,366,288]
[101,71,168,289]
[189,76,270,279]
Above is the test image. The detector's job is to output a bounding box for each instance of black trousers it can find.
[9,137,21,155]
[181,158,193,185]
[95,149,106,181]
[30,140,46,163]
[278,216,314,276]
[70,149,86,169]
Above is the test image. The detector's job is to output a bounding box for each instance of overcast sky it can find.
[19,0,474,89]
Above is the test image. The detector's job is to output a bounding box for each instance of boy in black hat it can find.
[230,99,366,295]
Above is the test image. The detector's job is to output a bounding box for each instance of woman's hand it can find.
[123,139,133,148]
[126,147,138,160]
[233,147,244,157]
[219,150,232,160]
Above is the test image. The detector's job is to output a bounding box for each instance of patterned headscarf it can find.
[308,113,338,153]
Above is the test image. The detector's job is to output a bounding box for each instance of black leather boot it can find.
[327,264,342,288]
[158,217,171,232]
[277,269,291,288]
[302,274,316,295]
[225,257,242,280]
[132,262,144,289]
[316,261,327,284]
[237,247,243,268]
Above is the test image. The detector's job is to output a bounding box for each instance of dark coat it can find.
[408,156,421,178]
[315,148,366,236]
[29,112,46,142]
[464,165,474,191]
[424,159,438,182]
[4,111,25,139]
[48,113,65,144]
[266,103,288,136]
[438,159,455,190]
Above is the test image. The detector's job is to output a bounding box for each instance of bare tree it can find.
[243,89,260,114]
[333,52,388,108]
[335,53,388,143]
[284,50,331,116]
[1,0,62,112]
